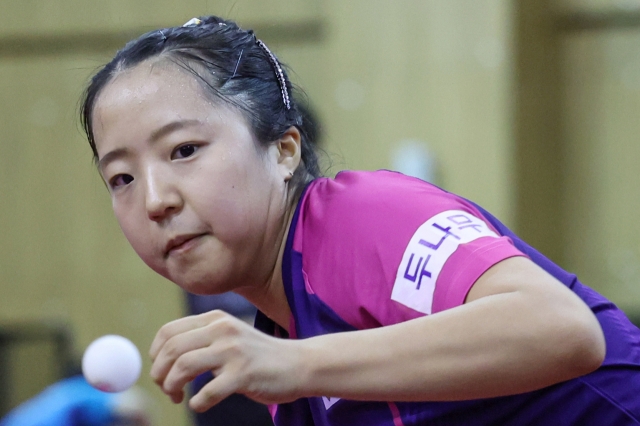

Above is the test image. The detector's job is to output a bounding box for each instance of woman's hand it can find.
[149,310,304,412]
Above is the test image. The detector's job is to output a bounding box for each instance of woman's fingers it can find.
[162,346,225,395]
[150,311,252,401]
[150,326,216,386]
[169,389,185,404]
[189,372,239,413]
[149,310,227,359]
[149,311,303,410]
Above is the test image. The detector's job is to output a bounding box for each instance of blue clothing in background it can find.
[0,376,114,426]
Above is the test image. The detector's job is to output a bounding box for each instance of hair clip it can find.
[182,18,202,27]
[256,39,291,110]
[158,30,167,43]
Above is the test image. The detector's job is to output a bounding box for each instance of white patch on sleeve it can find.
[391,210,499,314]
[322,396,341,410]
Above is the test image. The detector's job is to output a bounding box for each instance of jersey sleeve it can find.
[294,170,526,329]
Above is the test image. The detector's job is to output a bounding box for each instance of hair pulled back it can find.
[81,15,321,200]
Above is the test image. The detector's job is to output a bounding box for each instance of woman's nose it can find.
[144,169,182,222]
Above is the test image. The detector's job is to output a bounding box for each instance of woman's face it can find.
[92,61,295,295]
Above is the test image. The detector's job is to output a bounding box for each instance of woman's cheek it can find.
[116,213,157,268]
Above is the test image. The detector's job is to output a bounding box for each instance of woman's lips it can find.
[165,233,206,257]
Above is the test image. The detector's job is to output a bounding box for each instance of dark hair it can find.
[80,15,321,200]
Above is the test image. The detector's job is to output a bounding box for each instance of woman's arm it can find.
[150,257,605,412]
[300,256,605,402]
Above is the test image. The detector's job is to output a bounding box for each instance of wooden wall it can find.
[516,0,640,312]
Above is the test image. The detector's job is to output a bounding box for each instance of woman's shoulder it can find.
[297,170,481,230]
[290,170,505,329]
[311,169,445,198]
[302,169,451,216]
[301,172,519,282]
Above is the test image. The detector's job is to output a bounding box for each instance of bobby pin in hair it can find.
[231,49,244,80]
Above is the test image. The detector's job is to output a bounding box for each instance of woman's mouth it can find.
[165,233,207,257]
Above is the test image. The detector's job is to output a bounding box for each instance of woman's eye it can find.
[110,174,134,188]
[173,144,198,159]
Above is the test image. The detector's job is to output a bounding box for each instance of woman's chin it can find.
[174,274,235,296]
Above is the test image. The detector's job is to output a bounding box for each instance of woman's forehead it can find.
[91,59,260,158]
[98,61,208,110]
[92,65,223,143]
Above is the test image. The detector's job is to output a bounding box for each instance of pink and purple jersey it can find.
[254,170,640,426]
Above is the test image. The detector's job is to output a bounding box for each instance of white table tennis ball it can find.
[82,335,142,393]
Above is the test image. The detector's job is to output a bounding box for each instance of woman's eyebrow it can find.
[98,147,129,174]
[98,119,204,173]
[149,119,203,143]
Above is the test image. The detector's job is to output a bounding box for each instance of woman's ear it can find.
[276,126,302,180]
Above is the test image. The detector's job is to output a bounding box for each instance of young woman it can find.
[80,15,640,425]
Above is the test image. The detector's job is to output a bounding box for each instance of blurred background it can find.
[2,0,640,425]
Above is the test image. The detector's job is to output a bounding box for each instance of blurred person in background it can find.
[0,373,153,426]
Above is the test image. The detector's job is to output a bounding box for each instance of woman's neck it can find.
[235,198,296,332]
